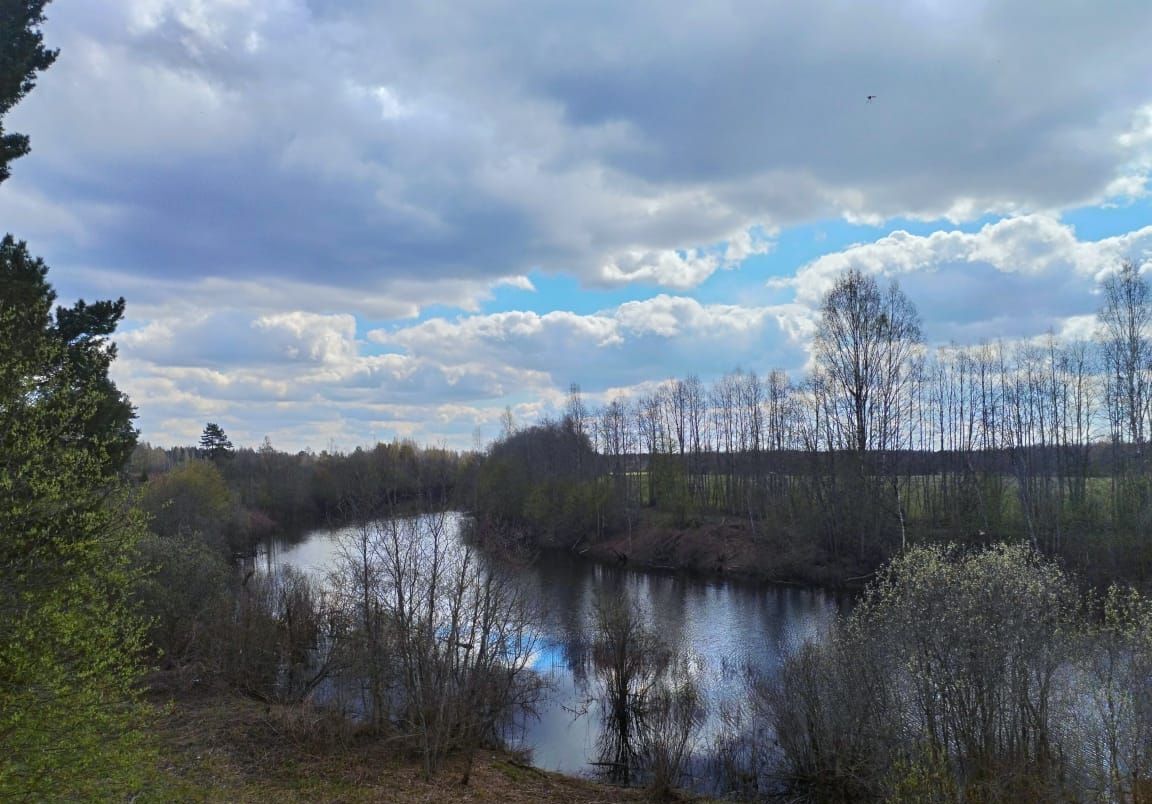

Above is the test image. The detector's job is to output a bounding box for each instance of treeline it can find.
[128,434,469,553]
[474,262,1152,586]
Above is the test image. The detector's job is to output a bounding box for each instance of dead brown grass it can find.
[582,511,868,587]
[149,690,653,803]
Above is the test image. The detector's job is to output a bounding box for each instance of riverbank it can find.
[568,512,879,590]
[152,689,661,803]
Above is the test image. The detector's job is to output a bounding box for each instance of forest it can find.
[472,262,1152,589]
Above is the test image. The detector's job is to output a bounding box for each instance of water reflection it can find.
[511,550,844,781]
[262,515,844,789]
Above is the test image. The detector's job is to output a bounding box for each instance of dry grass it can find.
[581,511,869,587]
[149,691,654,803]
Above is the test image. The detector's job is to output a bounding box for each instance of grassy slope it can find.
[150,691,652,804]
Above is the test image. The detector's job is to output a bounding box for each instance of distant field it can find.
[595,469,1129,532]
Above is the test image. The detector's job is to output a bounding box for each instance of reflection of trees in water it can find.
[262,515,844,794]
[637,654,707,798]
[591,594,667,785]
[701,666,779,799]
[584,592,705,794]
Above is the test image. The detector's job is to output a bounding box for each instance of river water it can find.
[263,514,843,788]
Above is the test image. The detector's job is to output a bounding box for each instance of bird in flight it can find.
[866,95,878,102]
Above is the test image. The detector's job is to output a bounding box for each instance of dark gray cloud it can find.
[3,0,1151,306]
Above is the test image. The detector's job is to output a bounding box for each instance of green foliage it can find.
[474,421,605,545]
[135,532,232,666]
[0,1,57,184]
[766,543,1152,801]
[885,748,958,803]
[0,507,155,799]
[0,8,162,796]
[0,237,136,474]
[0,236,155,797]
[140,458,238,550]
[649,455,694,527]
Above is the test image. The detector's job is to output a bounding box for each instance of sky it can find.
[3,0,1152,452]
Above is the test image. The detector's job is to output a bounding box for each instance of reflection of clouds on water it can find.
[512,549,844,783]
[263,515,843,788]
[262,531,340,576]
[529,640,566,674]
[264,513,473,578]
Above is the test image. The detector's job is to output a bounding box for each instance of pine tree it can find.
[0,236,153,798]
[200,421,234,460]
[0,3,155,797]
[0,1,58,184]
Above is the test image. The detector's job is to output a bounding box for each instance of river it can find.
[262,513,843,790]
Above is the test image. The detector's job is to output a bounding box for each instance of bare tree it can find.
[684,374,709,464]
[227,565,339,705]
[814,269,922,554]
[331,518,393,731]
[1076,585,1152,801]
[814,268,923,457]
[564,383,589,474]
[332,511,540,782]
[1099,259,1152,447]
